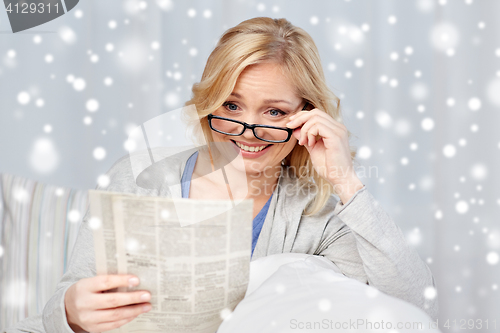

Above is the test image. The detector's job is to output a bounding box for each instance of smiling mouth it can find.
[230,140,272,152]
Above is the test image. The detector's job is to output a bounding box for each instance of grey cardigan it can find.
[5,147,438,332]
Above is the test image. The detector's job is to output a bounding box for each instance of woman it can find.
[7,17,438,333]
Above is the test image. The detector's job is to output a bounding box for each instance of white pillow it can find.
[218,253,441,333]
[244,253,344,297]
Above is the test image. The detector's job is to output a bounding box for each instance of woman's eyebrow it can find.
[263,98,292,105]
[230,92,292,105]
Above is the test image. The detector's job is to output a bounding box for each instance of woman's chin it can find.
[225,157,266,176]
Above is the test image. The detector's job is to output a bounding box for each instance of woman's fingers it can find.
[94,316,136,333]
[89,309,147,333]
[92,302,152,325]
[294,114,340,147]
[287,111,332,145]
[92,290,151,310]
[287,109,330,126]
[84,274,140,293]
[301,121,347,151]
[65,274,152,332]
[308,130,315,148]
[287,109,346,133]
[305,124,322,148]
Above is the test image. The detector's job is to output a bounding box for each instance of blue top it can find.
[180,151,273,257]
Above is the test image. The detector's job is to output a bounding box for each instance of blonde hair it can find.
[184,17,358,216]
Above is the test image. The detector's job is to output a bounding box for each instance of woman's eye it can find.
[223,102,238,111]
[269,109,285,116]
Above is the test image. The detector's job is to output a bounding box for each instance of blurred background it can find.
[1,0,499,330]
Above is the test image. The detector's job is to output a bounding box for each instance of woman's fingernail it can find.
[142,305,152,312]
[129,277,139,287]
[141,293,151,301]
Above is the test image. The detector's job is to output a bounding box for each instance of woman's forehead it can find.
[233,63,300,102]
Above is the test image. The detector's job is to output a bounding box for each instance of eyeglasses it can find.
[207,102,309,143]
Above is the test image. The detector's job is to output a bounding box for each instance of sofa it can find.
[0,173,88,331]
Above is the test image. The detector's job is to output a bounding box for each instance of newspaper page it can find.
[89,189,253,333]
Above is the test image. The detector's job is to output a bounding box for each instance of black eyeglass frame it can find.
[207,102,310,143]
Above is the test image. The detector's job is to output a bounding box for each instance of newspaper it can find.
[89,189,254,333]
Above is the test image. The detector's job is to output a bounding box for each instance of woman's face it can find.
[210,62,304,177]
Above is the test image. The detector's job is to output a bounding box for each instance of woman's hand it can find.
[286,108,364,203]
[64,274,152,333]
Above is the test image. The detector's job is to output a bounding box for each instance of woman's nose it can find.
[241,126,257,140]
[241,115,260,125]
